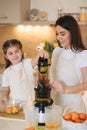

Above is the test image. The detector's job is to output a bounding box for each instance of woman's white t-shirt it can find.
[50,47,87,112]
[51,47,87,83]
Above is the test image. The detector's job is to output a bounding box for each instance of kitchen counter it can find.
[0,109,62,130]
[0,110,28,130]
[0,118,29,130]
[0,110,24,119]
[0,109,33,130]
[0,118,62,130]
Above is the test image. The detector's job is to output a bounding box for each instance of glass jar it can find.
[57,8,62,19]
[79,7,87,22]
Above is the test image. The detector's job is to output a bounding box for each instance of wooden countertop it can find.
[0,110,25,120]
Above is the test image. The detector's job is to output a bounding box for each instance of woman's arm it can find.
[66,67,87,93]
[51,67,87,94]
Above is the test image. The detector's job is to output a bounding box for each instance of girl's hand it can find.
[32,50,49,67]
[50,81,66,93]
[0,99,6,108]
[38,50,49,59]
[0,97,8,105]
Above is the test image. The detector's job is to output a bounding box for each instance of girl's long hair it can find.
[2,39,24,68]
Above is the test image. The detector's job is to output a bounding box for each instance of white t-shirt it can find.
[51,47,87,82]
[2,58,34,87]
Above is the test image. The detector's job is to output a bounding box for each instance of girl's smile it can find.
[5,46,23,65]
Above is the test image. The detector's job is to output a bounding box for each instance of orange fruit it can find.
[12,105,19,114]
[63,113,71,120]
[70,111,79,122]
[5,107,12,114]
[63,111,87,123]
[79,113,87,120]
[75,118,83,123]
[24,127,35,130]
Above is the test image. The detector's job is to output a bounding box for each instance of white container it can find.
[79,7,87,22]
[23,103,39,127]
[57,8,63,19]
[23,103,62,129]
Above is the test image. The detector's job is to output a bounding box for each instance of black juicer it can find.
[33,57,53,126]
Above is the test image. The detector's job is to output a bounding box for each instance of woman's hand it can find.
[50,81,66,93]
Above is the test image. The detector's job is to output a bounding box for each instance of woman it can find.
[50,15,87,112]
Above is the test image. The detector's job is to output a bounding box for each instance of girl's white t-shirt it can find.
[2,58,33,87]
[51,47,87,82]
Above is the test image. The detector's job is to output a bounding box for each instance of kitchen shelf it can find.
[78,21,87,25]
[23,20,55,26]
[23,20,87,26]
[0,20,86,26]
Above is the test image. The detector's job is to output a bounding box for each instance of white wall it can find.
[31,0,87,21]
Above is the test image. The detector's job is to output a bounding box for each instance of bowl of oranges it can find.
[62,107,87,130]
[4,98,23,114]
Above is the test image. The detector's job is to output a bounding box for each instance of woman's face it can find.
[56,25,71,49]
[5,46,23,65]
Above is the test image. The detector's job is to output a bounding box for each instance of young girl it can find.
[0,39,49,105]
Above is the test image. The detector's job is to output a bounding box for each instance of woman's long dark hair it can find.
[55,15,86,52]
[2,39,24,68]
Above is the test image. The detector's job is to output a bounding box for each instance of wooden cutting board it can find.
[0,110,25,120]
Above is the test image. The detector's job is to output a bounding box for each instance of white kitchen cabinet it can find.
[0,0,30,24]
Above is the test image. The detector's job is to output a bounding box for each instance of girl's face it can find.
[56,25,71,49]
[5,46,23,65]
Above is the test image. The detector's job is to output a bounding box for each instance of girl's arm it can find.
[1,87,10,103]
